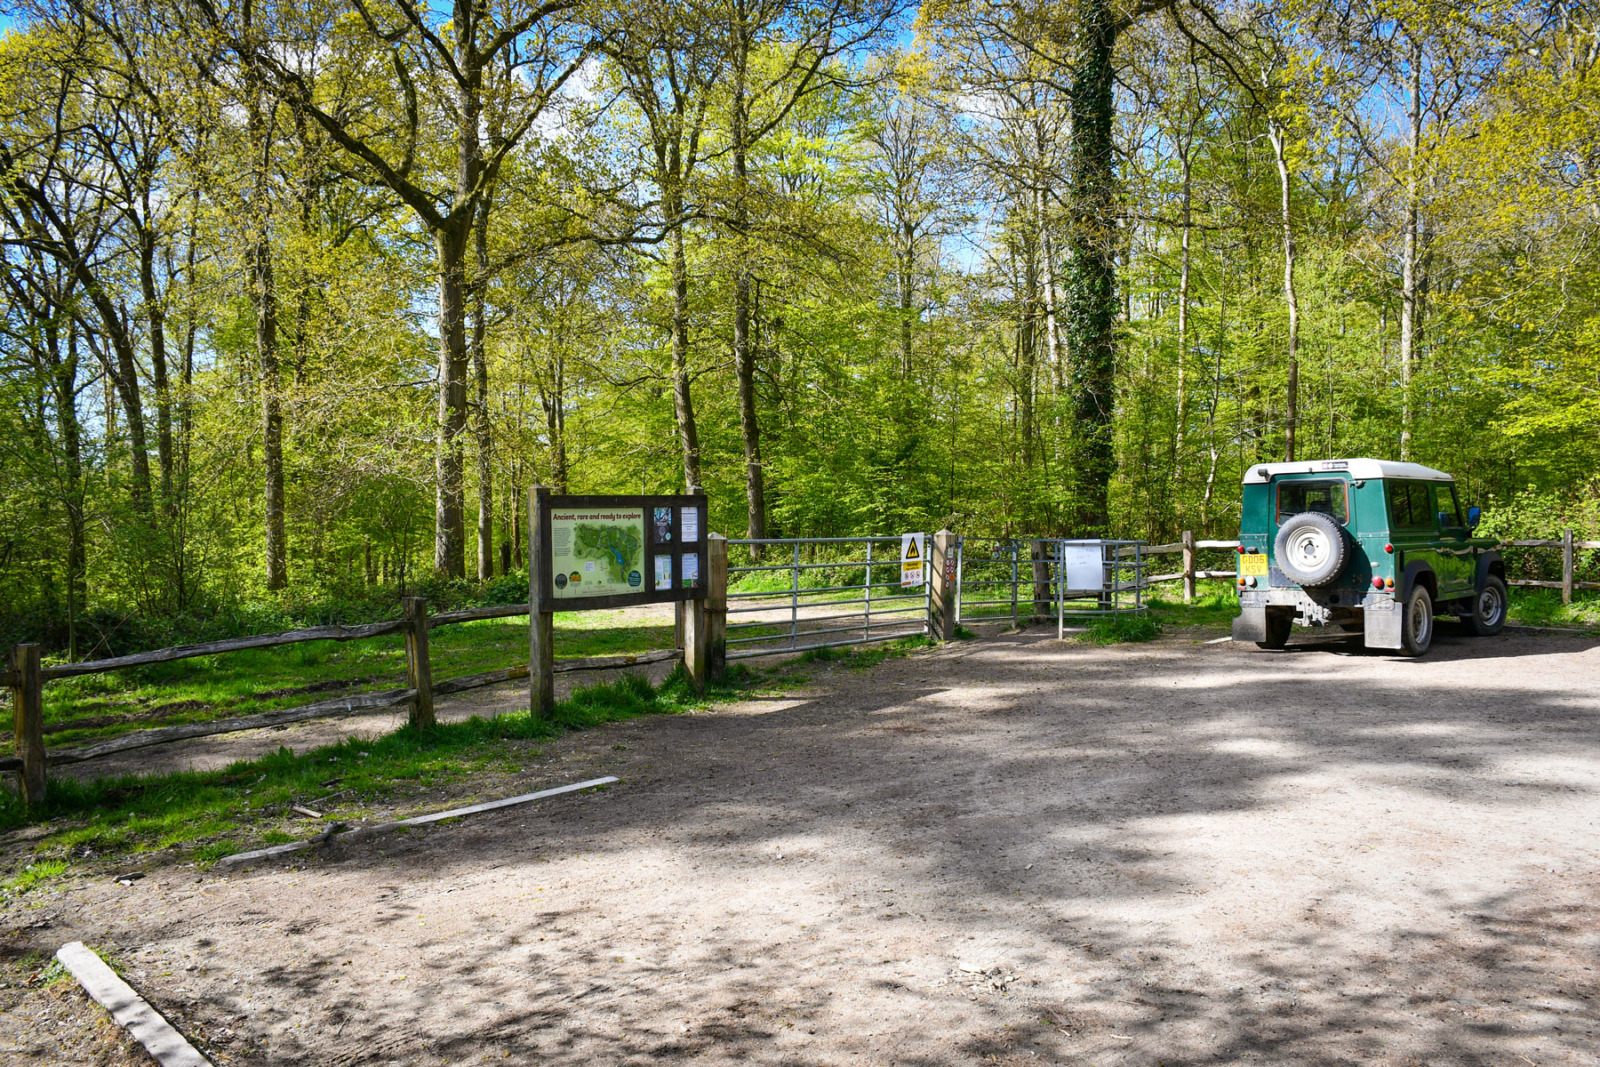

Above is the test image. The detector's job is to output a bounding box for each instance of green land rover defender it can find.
[1231,459,1507,656]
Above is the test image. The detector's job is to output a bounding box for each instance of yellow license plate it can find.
[1240,553,1269,577]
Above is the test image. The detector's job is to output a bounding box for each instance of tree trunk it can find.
[434,222,470,578]
[668,202,703,492]
[472,196,494,580]
[1398,42,1423,460]
[138,228,174,509]
[1018,235,1038,470]
[1066,0,1120,535]
[1173,151,1192,488]
[898,229,914,378]
[1267,119,1299,463]
[246,69,287,591]
[1037,186,1064,397]
[730,39,766,543]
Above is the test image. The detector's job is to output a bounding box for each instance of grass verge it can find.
[0,664,763,872]
[14,611,673,753]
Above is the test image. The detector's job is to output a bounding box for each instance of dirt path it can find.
[6,625,1599,1066]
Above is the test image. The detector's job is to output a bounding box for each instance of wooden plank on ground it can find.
[56,941,212,1067]
[218,776,621,867]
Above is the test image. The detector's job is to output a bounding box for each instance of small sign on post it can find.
[901,532,926,588]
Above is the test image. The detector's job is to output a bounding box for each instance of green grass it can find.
[1506,589,1600,629]
[13,611,672,753]
[1077,614,1164,644]
[1,858,68,897]
[0,666,763,868]
[796,635,935,668]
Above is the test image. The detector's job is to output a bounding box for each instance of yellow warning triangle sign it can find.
[904,538,920,559]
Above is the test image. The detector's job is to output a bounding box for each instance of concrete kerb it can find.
[55,941,212,1067]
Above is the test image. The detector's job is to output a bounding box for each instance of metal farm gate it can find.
[724,537,932,660]
[953,537,1148,636]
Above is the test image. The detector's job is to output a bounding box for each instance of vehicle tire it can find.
[1273,512,1350,587]
[1256,611,1293,650]
[1460,574,1507,637]
[1400,584,1434,657]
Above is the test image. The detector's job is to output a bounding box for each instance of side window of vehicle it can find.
[1440,485,1463,527]
[1410,483,1436,529]
[1388,481,1435,530]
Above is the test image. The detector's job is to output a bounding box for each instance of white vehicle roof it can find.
[1241,458,1453,484]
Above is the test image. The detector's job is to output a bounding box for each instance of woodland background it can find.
[2,0,1597,656]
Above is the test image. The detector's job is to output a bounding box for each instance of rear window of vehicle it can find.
[1387,481,1437,529]
[1276,479,1349,525]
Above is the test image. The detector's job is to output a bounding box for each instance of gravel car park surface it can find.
[4,623,1598,1066]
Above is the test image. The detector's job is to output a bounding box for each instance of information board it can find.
[537,494,708,609]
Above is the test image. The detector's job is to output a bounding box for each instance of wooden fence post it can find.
[10,644,45,807]
[706,534,727,682]
[528,486,556,719]
[930,530,957,641]
[1562,528,1575,605]
[403,598,435,730]
[1182,530,1196,604]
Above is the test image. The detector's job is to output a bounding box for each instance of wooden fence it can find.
[3,598,677,808]
[1142,529,1597,604]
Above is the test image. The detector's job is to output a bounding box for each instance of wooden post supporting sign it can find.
[706,534,727,682]
[931,530,956,642]
[402,598,435,729]
[529,486,556,719]
[11,644,45,806]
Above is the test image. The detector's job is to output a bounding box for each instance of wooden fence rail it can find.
[5,599,678,807]
[1140,528,1595,604]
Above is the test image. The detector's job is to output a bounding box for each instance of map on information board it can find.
[550,507,645,600]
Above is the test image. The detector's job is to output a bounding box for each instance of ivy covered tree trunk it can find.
[1066,0,1120,535]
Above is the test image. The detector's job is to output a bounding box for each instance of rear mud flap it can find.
[1233,606,1267,644]
[1364,603,1402,649]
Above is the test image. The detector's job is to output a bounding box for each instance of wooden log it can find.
[403,598,434,730]
[10,644,45,806]
[1145,572,1186,584]
[1500,539,1564,548]
[1194,539,1240,549]
[1143,542,1185,555]
[1507,579,1565,589]
[44,687,418,766]
[429,603,531,627]
[40,619,410,680]
[528,487,556,719]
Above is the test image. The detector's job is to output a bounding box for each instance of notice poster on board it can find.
[550,507,646,600]
[681,552,700,588]
[653,553,674,591]
[681,505,699,543]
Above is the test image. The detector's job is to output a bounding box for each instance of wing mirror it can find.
[1466,505,1482,529]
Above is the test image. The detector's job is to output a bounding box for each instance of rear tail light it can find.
[1237,545,1246,555]
[1372,576,1384,589]
[1385,577,1395,588]
[1385,543,1394,553]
